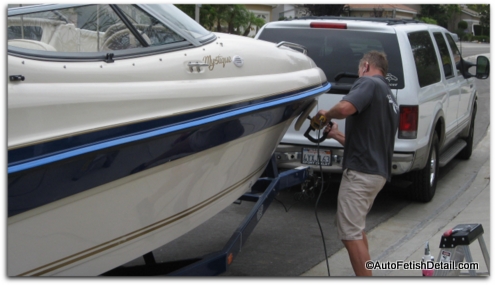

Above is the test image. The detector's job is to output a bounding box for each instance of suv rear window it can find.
[257,27,404,89]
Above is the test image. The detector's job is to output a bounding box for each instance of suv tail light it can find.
[310,22,347,29]
[399,105,418,139]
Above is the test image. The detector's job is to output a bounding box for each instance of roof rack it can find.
[291,16,423,26]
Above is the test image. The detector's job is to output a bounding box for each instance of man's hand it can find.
[311,110,329,130]
[325,122,345,146]
[325,122,337,139]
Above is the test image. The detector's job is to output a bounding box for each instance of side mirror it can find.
[458,56,490,80]
[457,58,474,79]
[476,56,490,79]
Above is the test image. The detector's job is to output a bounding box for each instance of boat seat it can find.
[48,23,103,52]
[8,39,57,51]
[48,23,81,52]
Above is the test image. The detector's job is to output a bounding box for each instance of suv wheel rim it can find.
[429,147,437,186]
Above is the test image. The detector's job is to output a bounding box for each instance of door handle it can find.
[9,75,25,82]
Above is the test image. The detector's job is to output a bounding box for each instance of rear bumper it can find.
[274,144,416,175]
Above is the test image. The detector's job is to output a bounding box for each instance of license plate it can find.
[301,148,332,166]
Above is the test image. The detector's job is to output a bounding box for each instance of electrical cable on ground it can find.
[274,196,294,212]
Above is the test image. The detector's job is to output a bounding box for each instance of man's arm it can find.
[325,100,357,120]
[313,100,357,127]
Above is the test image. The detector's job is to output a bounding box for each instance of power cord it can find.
[315,119,331,276]
[274,196,295,212]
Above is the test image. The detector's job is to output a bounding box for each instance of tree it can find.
[175,4,265,36]
[420,4,461,30]
[445,4,461,31]
[211,5,232,32]
[468,4,490,36]
[479,7,490,36]
[242,12,266,37]
[302,4,347,16]
[458,20,468,30]
[199,5,222,32]
[224,5,246,34]
[420,17,437,25]
[419,5,449,28]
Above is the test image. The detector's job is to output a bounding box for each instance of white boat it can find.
[7,4,329,276]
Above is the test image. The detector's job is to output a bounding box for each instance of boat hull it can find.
[7,84,329,276]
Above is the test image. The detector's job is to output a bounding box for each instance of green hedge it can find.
[473,35,490,43]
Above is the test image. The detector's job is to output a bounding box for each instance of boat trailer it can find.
[102,156,311,276]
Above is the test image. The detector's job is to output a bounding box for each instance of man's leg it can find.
[336,170,385,276]
[343,238,372,276]
[343,231,371,276]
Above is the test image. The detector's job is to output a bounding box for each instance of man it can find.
[312,51,399,276]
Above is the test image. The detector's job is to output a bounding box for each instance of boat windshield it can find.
[7,4,207,55]
[145,4,211,40]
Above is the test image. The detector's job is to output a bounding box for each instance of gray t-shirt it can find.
[341,75,399,181]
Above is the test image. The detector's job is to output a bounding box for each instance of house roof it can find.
[461,6,480,17]
[348,4,417,14]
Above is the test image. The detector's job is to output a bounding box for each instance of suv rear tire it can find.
[406,133,439,202]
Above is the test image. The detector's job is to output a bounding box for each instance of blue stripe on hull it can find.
[8,83,330,216]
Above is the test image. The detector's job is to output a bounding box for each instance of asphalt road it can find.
[458,41,490,58]
[116,44,490,276]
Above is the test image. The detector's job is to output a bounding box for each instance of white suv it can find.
[255,17,490,202]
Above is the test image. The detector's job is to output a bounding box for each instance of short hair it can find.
[360,51,388,76]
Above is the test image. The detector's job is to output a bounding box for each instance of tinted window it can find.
[258,28,404,89]
[433,32,454,78]
[445,33,461,73]
[408,31,441,87]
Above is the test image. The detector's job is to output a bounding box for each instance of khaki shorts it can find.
[336,169,386,240]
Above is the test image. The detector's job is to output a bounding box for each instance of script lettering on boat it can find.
[203,55,232,71]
